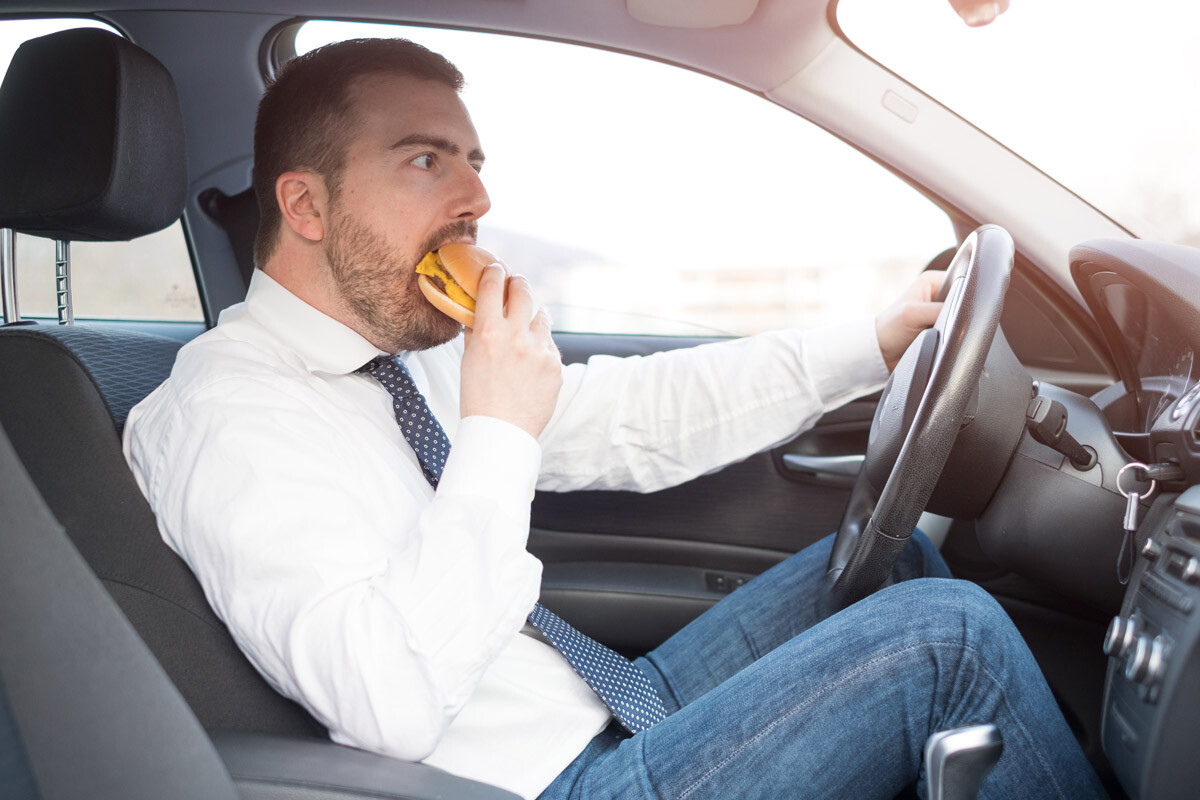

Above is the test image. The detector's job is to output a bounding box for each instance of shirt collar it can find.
[243,269,388,375]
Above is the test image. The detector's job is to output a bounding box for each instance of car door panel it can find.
[537,332,871,648]
[541,333,866,550]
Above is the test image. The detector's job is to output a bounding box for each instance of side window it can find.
[1,19,202,323]
[294,22,953,336]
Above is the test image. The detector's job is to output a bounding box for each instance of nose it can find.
[452,162,491,221]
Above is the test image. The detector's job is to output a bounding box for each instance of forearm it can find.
[537,317,887,492]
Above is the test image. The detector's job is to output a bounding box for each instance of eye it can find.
[410,153,435,170]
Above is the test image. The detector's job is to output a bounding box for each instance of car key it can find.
[1123,489,1141,534]
[1117,462,1155,585]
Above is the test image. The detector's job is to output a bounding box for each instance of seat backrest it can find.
[0,29,322,738]
[0,421,241,800]
[201,185,260,291]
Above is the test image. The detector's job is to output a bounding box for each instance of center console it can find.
[1102,486,1200,799]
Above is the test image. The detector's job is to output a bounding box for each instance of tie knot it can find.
[358,356,419,398]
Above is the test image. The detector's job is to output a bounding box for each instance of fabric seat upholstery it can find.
[0,422,241,800]
[0,417,522,799]
[0,28,322,738]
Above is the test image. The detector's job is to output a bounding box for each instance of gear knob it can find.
[925,724,1004,800]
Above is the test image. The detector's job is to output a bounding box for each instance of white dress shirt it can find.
[123,269,888,799]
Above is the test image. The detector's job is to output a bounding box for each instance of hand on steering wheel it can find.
[826,225,1015,608]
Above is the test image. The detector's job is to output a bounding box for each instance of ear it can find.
[276,171,329,243]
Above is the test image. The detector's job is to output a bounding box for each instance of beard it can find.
[324,212,475,353]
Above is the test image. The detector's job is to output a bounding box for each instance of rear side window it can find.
[0,18,202,323]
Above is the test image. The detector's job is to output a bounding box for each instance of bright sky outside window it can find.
[295,21,953,335]
[839,0,1200,247]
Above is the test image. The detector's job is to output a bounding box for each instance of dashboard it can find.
[1069,239,1200,800]
[1073,240,1200,481]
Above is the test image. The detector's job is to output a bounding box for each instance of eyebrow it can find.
[389,134,485,165]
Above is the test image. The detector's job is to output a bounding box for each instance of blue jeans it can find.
[539,532,1105,799]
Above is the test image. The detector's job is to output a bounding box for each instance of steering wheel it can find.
[825,224,1014,608]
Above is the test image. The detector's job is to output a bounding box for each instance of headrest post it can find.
[0,228,17,324]
[54,239,72,326]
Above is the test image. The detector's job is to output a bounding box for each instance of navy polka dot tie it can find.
[526,603,667,733]
[359,356,668,734]
[359,356,451,488]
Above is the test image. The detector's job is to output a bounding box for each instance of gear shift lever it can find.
[925,724,1004,800]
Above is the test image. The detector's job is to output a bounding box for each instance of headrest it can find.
[0,29,186,242]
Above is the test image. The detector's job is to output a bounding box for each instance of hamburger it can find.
[415,243,506,327]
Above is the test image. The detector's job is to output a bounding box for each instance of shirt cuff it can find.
[437,415,543,511]
[801,315,889,411]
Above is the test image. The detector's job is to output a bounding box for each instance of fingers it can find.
[531,304,553,333]
[472,263,508,326]
[475,266,545,330]
[903,301,944,331]
[505,274,535,327]
[916,269,947,302]
[459,284,562,439]
[948,0,1008,26]
[875,272,949,372]
[531,306,559,357]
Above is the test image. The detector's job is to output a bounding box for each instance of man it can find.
[124,38,1102,800]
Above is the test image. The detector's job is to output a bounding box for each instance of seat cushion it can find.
[0,325,324,738]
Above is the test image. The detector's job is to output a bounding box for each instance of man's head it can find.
[253,38,490,352]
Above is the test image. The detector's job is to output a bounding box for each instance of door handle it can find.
[781,453,864,484]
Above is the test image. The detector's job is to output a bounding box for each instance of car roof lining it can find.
[7,0,837,95]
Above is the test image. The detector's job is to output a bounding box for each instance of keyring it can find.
[1117,462,1156,500]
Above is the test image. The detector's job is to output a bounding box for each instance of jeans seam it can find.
[963,647,1070,800]
[672,639,1067,800]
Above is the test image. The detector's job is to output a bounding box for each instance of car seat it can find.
[0,27,319,738]
[0,418,520,799]
[0,419,241,800]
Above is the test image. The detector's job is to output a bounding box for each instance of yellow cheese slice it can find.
[415,251,475,311]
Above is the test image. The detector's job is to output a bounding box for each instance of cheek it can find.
[367,208,430,260]
[339,181,423,245]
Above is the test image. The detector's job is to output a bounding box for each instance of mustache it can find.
[417,220,478,260]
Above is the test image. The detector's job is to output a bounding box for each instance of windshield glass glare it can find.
[838,0,1200,247]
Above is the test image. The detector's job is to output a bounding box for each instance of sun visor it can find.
[627,0,759,28]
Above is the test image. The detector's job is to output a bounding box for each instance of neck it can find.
[260,246,388,351]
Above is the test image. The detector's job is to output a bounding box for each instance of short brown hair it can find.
[252,37,464,267]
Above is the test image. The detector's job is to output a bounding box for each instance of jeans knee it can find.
[893,578,1014,646]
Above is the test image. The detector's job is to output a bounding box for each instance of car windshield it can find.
[838,0,1200,247]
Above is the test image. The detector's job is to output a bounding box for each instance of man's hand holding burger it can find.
[459,262,562,441]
